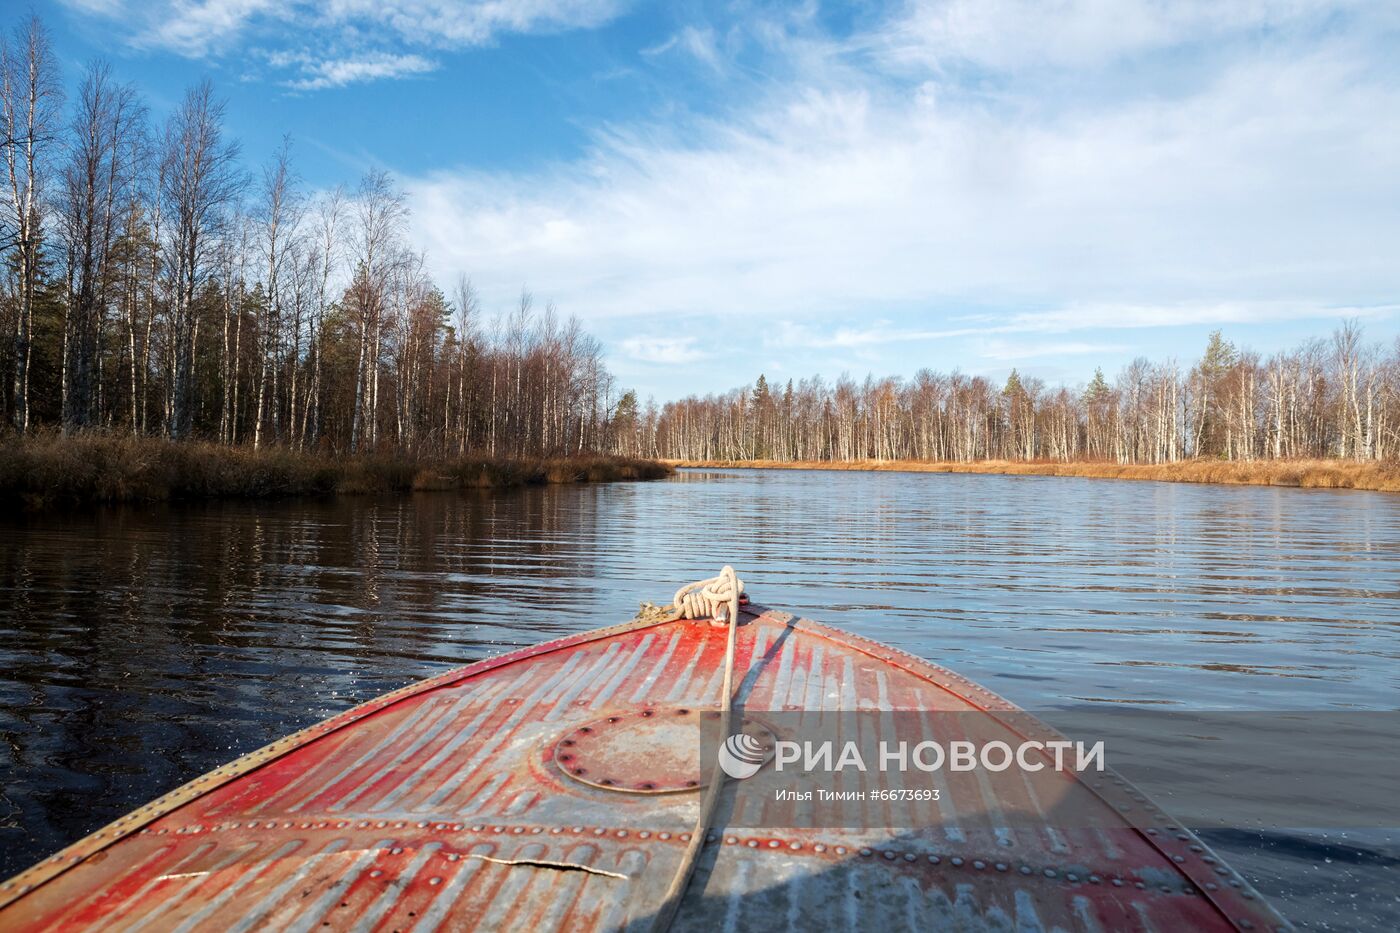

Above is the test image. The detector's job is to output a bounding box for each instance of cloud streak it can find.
[58,0,630,87]
[279,51,437,91]
[620,335,710,365]
[876,0,1385,72]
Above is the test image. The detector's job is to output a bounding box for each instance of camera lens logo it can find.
[718,732,768,780]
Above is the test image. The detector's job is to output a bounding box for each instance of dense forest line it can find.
[641,326,1400,464]
[0,15,630,458]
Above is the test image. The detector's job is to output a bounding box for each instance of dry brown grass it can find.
[668,457,1400,492]
[0,432,672,509]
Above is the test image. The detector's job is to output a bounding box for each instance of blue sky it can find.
[20,0,1400,402]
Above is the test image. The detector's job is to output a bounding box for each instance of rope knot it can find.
[672,566,744,621]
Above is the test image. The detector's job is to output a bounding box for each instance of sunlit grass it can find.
[669,458,1400,492]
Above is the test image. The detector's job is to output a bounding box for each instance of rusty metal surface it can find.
[0,605,1291,931]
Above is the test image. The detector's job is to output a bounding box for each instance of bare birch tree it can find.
[252,137,301,449]
[302,185,343,449]
[160,80,242,439]
[58,60,143,432]
[347,170,407,452]
[0,15,62,431]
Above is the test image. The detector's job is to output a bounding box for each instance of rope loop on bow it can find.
[671,566,743,622]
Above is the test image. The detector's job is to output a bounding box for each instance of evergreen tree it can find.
[1083,367,1110,405]
[752,373,770,406]
[1196,330,1237,456]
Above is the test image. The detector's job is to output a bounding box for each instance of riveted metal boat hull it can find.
[0,605,1290,931]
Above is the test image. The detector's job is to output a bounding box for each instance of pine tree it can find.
[611,390,638,456]
[1196,330,1237,456]
[752,373,770,406]
[1003,368,1024,399]
[1083,367,1110,405]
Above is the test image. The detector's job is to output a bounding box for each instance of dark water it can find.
[1,469,1398,928]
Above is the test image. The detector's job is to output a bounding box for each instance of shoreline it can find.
[668,458,1400,492]
[0,434,672,510]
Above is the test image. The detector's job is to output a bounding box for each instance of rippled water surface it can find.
[2,468,1398,927]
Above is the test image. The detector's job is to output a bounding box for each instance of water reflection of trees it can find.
[0,488,602,876]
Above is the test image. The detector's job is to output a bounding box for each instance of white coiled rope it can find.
[671,566,744,622]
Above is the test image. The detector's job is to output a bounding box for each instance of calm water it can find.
[1,469,1398,928]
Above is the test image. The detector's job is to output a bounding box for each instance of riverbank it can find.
[0,435,672,509]
[670,458,1400,492]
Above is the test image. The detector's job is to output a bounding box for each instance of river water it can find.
[1,468,1397,928]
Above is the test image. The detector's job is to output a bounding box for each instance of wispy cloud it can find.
[620,336,710,365]
[877,0,1376,72]
[58,0,630,86]
[140,0,279,58]
[1002,302,1400,334]
[766,320,979,349]
[642,26,725,72]
[975,339,1129,362]
[766,303,1399,353]
[278,51,437,91]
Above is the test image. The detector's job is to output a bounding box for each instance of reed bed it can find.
[0,433,672,509]
[670,458,1400,492]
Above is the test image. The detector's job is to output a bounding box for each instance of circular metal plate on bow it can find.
[552,707,777,794]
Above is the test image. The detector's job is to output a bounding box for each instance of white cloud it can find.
[877,0,1384,72]
[976,340,1128,362]
[642,26,724,72]
[311,0,626,48]
[283,51,437,90]
[766,320,979,349]
[754,302,1398,363]
[58,0,629,78]
[620,336,710,365]
[141,0,279,58]
[406,12,1400,336]
[1003,302,1400,334]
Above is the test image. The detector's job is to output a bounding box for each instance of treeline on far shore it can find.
[0,434,671,510]
[642,325,1400,466]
